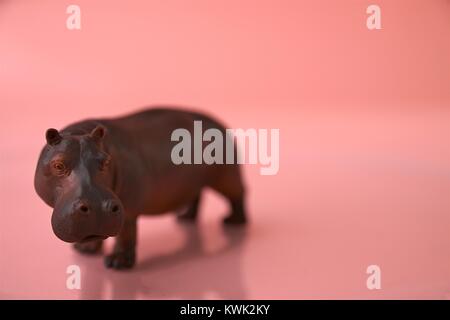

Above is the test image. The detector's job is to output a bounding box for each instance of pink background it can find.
[0,0,449,299]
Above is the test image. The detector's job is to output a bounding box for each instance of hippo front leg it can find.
[104,217,137,270]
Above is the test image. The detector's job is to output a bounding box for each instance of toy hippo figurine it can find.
[34,108,247,269]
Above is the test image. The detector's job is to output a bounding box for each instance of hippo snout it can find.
[51,196,124,243]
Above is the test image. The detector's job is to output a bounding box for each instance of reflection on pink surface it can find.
[0,0,450,299]
[76,221,248,300]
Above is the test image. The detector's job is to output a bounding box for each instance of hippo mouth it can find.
[81,235,108,242]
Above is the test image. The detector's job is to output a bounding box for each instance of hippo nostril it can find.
[103,199,121,214]
[73,201,89,215]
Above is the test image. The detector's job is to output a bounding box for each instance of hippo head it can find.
[34,125,124,243]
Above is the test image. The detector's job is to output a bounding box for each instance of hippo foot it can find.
[73,240,103,255]
[223,213,247,225]
[104,251,135,270]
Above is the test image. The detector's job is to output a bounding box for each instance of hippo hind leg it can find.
[177,194,201,222]
[210,165,247,225]
[73,239,103,254]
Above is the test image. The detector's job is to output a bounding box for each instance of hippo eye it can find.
[51,161,67,176]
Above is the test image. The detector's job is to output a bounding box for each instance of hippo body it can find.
[34,108,247,269]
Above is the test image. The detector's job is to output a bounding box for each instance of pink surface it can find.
[0,0,450,299]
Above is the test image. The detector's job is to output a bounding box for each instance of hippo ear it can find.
[90,125,106,141]
[45,128,62,146]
